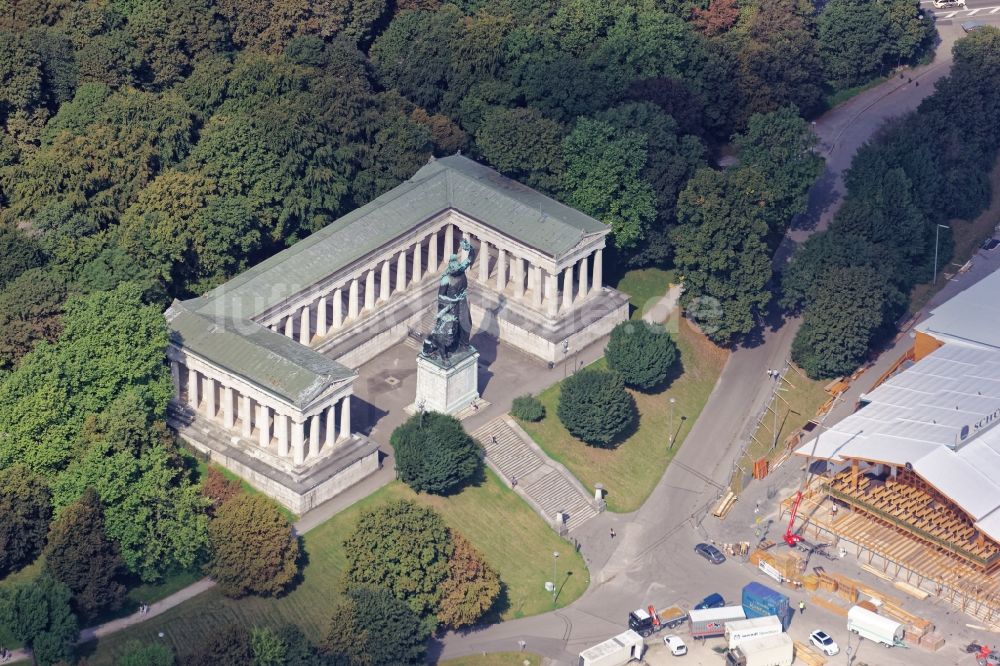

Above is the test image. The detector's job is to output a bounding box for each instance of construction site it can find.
[768,269,1000,641]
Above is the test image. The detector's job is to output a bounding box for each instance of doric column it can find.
[332,288,343,329]
[325,403,337,449]
[380,260,391,302]
[339,395,351,441]
[205,377,216,418]
[546,272,558,317]
[241,394,253,438]
[364,268,375,311]
[396,249,407,292]
[316,296,327,337]
[348,277,359,320]
[187,368,199,408]
[531,265,543,308]
[592,249,603,293]
[514,257,525,299]
[577,255,589,300]
[429,231,438,271]
[478,239,490,283]
[292,420,305,465]
[496,248,507,292]
[170,361,181,398]
[444,224,454,260]
[258,404,271,448]
[283,316,294,338]
[299,304,311,345]
[562,264,575,311]
[223,386,235,429]
[413,240,423,283]
[309,412,322,459]
[276,413,289,457]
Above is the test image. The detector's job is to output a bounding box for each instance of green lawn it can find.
[443,653,541,666]
[518,269,728,513]
[615,267,675,320]
[823,75,891,110]
[81,470,588,665]
[731,365,831,493]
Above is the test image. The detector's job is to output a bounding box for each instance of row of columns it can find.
[271,225,460,346]
[268,223,606,347]
[180,363,351,466]
[473,236,603,317]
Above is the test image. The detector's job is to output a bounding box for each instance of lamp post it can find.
[552,551,560,605]
[933,223,950,285]
[562,339,570,379]
[669,397,677,446]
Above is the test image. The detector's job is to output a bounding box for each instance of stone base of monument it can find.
[409,347,480,417]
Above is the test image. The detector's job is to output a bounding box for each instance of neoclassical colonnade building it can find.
[166,155,628,512]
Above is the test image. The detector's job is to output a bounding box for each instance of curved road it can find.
[435,21,980,664]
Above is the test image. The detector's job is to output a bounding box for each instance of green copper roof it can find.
[166,301,355,408]
[191,154,608,319]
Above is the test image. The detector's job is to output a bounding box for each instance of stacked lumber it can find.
[917,631,946,651]
[792,641,827,666]
[894,580,929,600]
[810,594,849,617]
[859,562,895,582]
[713,491,738,518]
[829,573,859,604]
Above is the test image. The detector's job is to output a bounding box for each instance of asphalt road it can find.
[436,22,991,666]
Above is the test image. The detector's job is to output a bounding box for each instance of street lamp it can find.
[669,397,677,446]
[552,551,560,605]
[562,339,570,378]
[933,223,950,285]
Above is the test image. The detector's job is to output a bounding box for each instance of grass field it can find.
[731,365,831,493]
[442,653,541,666]
[81,470,588,664]
[823,75,890,110]
[518,269,728,513]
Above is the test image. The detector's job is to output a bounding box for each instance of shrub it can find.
[391,412,481,495]
[605,320,679,391]
[511,394,545,422]
[557,370,636,447]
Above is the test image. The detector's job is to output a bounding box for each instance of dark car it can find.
[694,542,726,564]
[695,592,725,610]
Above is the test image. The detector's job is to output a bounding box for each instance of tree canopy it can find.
[390,412,482,495]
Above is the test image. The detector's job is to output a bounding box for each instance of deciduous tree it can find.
[323,587,429,665]
[437,532,501,628]
[206,494,300,598]
[43,487,126,620]
[391,412,482,495]
[0,575,78,666]
[0,465,52,576]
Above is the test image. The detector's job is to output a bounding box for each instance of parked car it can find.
[933,0,966,7]
[695,593,725,610]
[663,634,688,656]
[694,542,726,564]
[810,630,840,656]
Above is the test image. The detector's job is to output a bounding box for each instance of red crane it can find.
[783,490,805,547]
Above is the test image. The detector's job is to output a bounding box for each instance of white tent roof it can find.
[916,270,1000,350]
[796,344,1000,541]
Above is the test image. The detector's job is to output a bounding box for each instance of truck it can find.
[846,605,904,648]
[725,615,783,650]
[627,604,688,637]
[742,582,791,630]
[724,633,794,666]
[578,630,645,666]
[688,605,746,640]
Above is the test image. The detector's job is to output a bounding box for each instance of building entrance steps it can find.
[472,416,599,532]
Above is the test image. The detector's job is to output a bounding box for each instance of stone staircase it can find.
[473,417,599,532]
[404,306,438,350]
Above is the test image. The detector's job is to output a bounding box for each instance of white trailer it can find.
[578,629,645,666]
[724,633,793,666]
[846,605,904,647]
[725,615,783,650]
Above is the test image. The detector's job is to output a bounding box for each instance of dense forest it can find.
[0,0,984,661]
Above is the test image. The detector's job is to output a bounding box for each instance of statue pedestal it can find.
[413,349,480,416]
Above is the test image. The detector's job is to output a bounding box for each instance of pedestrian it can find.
[766,368,773,378]
[472,400,479,411]
[491,434,497,445]
[610,528,616,539]
[511,475,517,488]
[799,600,805,615]
[518,640,526,651]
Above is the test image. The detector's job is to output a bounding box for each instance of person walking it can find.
[610,528,617,539]
[799,600,805,615]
